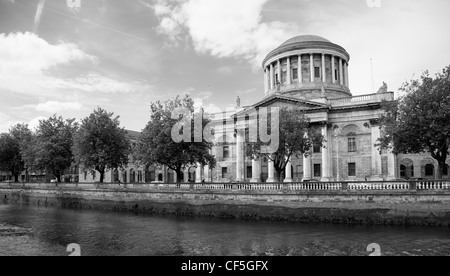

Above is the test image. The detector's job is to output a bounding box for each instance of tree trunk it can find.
[176,170,184,183]
[276,170,282,182]
[100,170,105,183]
[13,172,19,183]
[437,160,445,180]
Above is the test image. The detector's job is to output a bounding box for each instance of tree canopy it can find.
[24,116,77,182]
[136,95,216,183]
[377,65,450,179]
[246,106,324,181]
[73,108,131,183]
[0,125,29,182]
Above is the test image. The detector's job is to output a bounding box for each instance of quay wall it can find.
[1,183,450,227]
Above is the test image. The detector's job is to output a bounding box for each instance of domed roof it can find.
[263,34,350,67]
[279,35,331,47]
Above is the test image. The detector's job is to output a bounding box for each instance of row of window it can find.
[221,138,357,160]
[313,163,356,178]
[271,67,341,85]
[400,164,449,178]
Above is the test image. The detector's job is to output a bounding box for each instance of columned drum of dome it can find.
[262,35,351,99]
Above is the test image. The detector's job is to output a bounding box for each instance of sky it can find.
[0,0,449,133]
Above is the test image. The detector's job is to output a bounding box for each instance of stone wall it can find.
[2,185,450,227]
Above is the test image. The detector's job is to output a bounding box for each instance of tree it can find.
[0,124,33,182]
[0,133,23,182]
[377,65,450,179]
[136,95,216,183]
[73,108,131,183]
[27,116,77,182]
[246,107,324,181]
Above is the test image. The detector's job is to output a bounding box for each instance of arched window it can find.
[425,164,434,177]
[122,171,127,183]
[400,165,406,178]
[401,159,415,179]
[113,169,119,183]
[130,169,136,183]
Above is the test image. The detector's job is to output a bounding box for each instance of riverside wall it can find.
[1,183,450,227]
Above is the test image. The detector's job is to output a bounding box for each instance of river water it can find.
[0,204,449,256]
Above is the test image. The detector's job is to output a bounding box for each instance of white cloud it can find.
[0,32,152,97]
[28,116,47,131]
[150,0,300,69]
[34,101,83,113]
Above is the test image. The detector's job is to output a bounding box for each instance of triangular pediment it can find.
[237,94,328,116]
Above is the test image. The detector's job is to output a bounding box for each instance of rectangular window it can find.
[348,163,356,177]
[223,146,230,159]
[348,138,357,152]
[335,70,338,81]
[292,68,298,80]
[314,67,321,78]
[313,144,321,153]
[247,166,252,179]
[314,164,321,178]
[222,167,228,179]
[84,171,87,181]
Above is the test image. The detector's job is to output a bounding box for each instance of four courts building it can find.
[79,35,449,184]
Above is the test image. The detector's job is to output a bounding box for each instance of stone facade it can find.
[75,35,449,184]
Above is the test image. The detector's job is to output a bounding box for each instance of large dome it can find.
[279,35,331,47]
[263,35,350,67]
[262,34,352,100]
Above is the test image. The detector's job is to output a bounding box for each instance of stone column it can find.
[339,58,344,86]
[270,63,274,91]
[264,68,268,94]
[302,153,312,182]
[250,158,261,183]
[387,151,397,180]
[310,54,314,82]
[287,57,291,85]
[371,126,383,180]
[345,62,349,88]
[284,157,293,183]
[321,124,333,182]
[195,164,202,183]
[236,129,245,182]
[267,159,276,183]
[298,55,303,84]
[277,60,281,85]
[331,56,336,84]
[321,53,326,83]
[204,165,210,182]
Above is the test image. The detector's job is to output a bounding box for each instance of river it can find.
[0,204,449,256]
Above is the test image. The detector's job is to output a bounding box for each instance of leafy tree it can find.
[246,107,324,181]
[73,108,131,183]
[0,124,34,182]
[377,65,450,179]
[27,116,77,182]
[136,95,216,183]
[0,134,23,182]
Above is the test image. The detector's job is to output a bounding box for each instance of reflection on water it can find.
[0,204,449,256]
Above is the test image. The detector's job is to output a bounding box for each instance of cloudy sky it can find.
[0,0,449,132]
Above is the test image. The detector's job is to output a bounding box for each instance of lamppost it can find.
[333,126,340,182]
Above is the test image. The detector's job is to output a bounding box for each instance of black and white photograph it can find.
[0,0,450,260]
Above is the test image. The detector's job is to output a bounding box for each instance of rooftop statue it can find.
[377,82,388,94]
